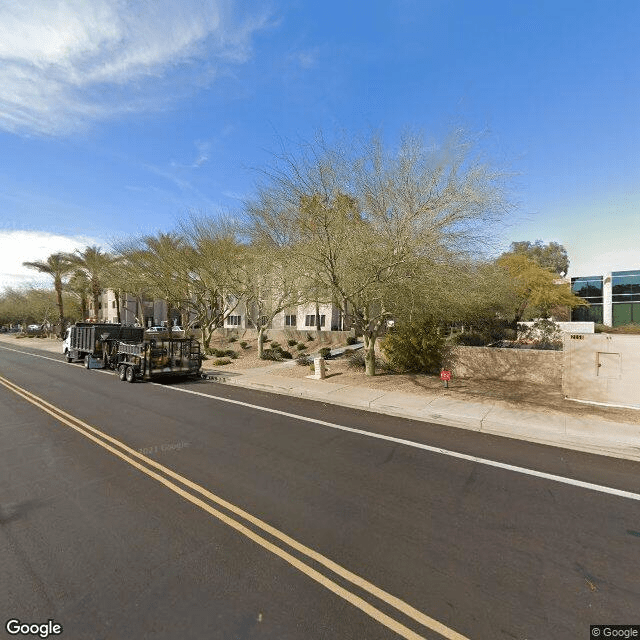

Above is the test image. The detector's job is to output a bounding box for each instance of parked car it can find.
[145,326,168,334]
[27,324,42,331]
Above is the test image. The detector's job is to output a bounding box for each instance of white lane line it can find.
[3,343,640,502]
[156,384,640,503]
[0,344,114,375]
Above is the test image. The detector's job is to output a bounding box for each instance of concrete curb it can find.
[207,372,640,463]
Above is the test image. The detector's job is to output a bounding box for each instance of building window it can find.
[305,314,325,327]
[571,276,603,303]
[571,276,604,323]
[112,300,116,308]
[285,314,296,326]
[226,315,241,326]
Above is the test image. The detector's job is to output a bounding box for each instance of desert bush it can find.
[381,318,449,374]
[596,323,640,334]
[296,355,312,366]
[212,358,232,366]
[517,319,563,350]
[319,347,332,358]
[306,333,313,341]
[224,349,238,359]
[346,350,387,371]
[287,338,297,346]
[296,343,306,351]
[260,349,282,361]
[228,336,237,343]
[279,350,293,359]
[346,336,357,345]
[454,331,487,346]
[270,341,281,349]
[239,341,248,349]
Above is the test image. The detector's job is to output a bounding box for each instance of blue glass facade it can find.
[611,270,640,325]
[571,275,603,323]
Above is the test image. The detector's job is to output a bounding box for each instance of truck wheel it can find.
[84,356,90,369]
[65,351,72,363]
[118,365,127,381]
[125,366,136,383]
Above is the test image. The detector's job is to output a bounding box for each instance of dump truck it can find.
[103,336,202,382]
[63,323,145,365]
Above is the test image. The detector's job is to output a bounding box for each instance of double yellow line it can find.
[0,374,469,640]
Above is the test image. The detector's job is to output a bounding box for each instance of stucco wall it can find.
[452,346,563,385]
[563,333,640,408]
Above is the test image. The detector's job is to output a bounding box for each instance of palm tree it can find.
[67,246,114,321]
[66,270,92,321]
[22,253,74,336]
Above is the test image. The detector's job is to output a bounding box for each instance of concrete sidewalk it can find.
[203,362,640,463]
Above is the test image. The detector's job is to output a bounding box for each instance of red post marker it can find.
[440,370,451,388]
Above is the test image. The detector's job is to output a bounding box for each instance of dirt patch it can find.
[271,353,640,424]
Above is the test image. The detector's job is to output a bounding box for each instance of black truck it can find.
[63,323,145,364]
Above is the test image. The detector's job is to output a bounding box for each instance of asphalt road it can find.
[1,343,639,640]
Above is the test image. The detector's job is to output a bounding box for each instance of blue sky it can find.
[1,0,639,289]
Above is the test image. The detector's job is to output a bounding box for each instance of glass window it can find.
[304,314,326,327]
[612,303,632,327]
[285,314,296,326]
[571,276,603,303]
[226,315,241,326]
[572,304,603,324]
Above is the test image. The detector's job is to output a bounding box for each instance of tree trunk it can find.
[92,282,100,322]
[202,323,213,351]
[54,275,65,337]
[115,290,121,323]
[363,332,378,376]
[257,325,265,358]
[315,300,321,334]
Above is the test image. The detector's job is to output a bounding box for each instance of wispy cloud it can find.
[0,1,270,136]
[0,230,102,290]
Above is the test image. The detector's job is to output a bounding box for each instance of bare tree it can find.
[241,242,308,358]
[246,130,511,375]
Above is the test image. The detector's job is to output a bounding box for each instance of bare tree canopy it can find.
[245,129,513,374]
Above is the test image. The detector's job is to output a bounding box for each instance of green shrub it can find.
[296,343,307,351]
[454,331,487,347]
[346,336,357,345]
[280,350,293,359]
[381,318,449,374]
[239,341,248,349]
[261,348,282,361]
[319,347,332,358]
[213,358,232,366]
[260,333,270,343]
[287,339,297,346]
[270,341,281,349]
[224,349,238,359]
[228,336,237,343]
[306,333,313,341]
[296,355,312,366]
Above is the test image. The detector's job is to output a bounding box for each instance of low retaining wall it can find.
[452,346,562,385]
[216,328,354,344]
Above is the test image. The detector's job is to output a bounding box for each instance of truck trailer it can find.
[104,337,202,382]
